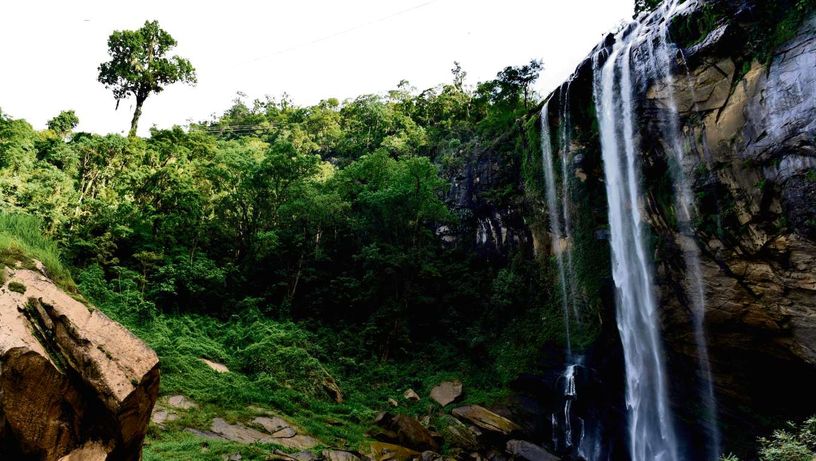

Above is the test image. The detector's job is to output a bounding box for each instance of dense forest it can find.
[0,55,568,458]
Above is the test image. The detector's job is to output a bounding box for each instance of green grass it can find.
[143,432,277,461]
[0,213,75,291]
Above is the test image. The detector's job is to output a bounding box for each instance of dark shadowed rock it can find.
[451,406,521,435]
[389,414,439,451]
[505,440,559,461]
[369,441,421,461]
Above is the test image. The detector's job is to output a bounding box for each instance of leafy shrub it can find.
[758,417,816,461]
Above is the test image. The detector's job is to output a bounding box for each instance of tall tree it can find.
[98,20,196,137]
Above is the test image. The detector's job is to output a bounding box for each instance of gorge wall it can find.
[449,0,816,459]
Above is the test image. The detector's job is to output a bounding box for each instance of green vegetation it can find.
[0,213,74,290]
[1,49,563,456]
[720,417,816,461]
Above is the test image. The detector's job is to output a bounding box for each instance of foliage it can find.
[758,417,816,461]
[2,58,564,455]
[98,20,196,136]
[0,212,74,290]
[47,110,79,138]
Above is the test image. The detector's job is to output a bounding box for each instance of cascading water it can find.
[559,80,580,321]
[541,99,573,357]
[592,16,681,461]
[542,83,600,460]
[643,1,721,457]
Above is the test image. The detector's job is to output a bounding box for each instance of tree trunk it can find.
[129,95,146,137]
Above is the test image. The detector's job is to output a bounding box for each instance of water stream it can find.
[592,17,681,461]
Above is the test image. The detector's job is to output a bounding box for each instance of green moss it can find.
[8,281,26,294]
[671,3,725,48]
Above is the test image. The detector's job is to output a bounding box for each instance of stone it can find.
[388,398,399,407]
[323,376,344,403]
[151,409,178,425]
[185,427,226,440]
[437,415,480,450]
[253,416,296,437]
[390,414,439,451]
[0,266,159,461]
[200,357,230,373]
[505,440,559,461]
[211,418,274,444]
[57,442,110,461]
[322,450,362,461]
[403,388,420,401]
[647,58,735,114]
[429,380,463,407]
[167,394,198,410]
[201,416,320,449]
[224,454,242,461]
[291,451,318,461]
[369,441,421,461]
[451,406,520,435]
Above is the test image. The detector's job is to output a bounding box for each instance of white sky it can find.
[0,0,632,136]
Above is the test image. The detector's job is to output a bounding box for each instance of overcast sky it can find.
[0,0,632,136]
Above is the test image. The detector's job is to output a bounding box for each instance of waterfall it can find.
[644,1,721,457]
[592,16,681,461]
[542,82,602,459]
[559,80,580,321]
[540,100,572,357]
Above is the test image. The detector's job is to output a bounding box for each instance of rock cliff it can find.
[526,0,816,457]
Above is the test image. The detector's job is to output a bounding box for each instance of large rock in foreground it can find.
[0,266,159,460]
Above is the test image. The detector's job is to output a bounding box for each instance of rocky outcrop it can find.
[0,265,159,460]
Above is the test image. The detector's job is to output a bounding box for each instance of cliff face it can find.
[529,0,816,457]
[0,264,159,460]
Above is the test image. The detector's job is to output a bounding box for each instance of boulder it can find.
[403,388,421,401]
[200,357,230,373]
[57,442,109,461]
[196,416,320,450]
[252,417,319,449]
[505,440,559,461]
[369,441,421,461]
[166,394,198,410]
[210,418,274,444]
[0,266,159,461]
[451,406,520,435]
[429,381,462,407]
[391,414,439,451]
[436,415,480,450]
[322,450,362,461]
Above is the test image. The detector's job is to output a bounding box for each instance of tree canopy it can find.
[98,20,196,137]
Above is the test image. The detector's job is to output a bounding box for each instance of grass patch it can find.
[0,213,75,291]
[144,431,277,461]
